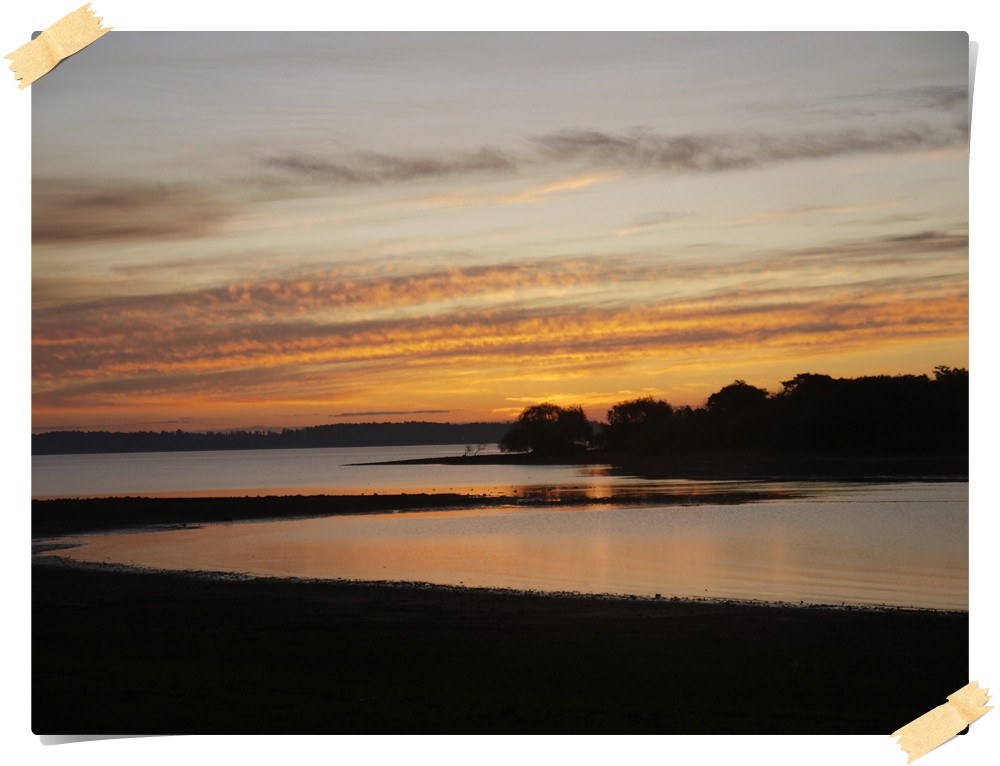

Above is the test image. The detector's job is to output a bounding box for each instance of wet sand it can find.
[32,508,968,734]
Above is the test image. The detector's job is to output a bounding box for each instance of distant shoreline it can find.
[31,421,511,455]
[358,448,969,480]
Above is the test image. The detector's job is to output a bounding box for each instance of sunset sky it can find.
[31,32,969,431]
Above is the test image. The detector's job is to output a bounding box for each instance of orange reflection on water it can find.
[49,488,969,611]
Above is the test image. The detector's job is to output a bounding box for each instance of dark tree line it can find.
[32,421,512,456]
[501,367,968,456]
[35,367,968,458]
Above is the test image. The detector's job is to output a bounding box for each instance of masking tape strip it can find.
[5,4,111,89]
[892,682,992,763]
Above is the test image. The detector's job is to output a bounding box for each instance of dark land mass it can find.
[33,557,967,734]
[363,448,969,481]
[30,366,970,459]
[32,486,798,537]
[31,421,511,455]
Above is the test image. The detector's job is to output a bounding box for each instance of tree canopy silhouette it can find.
[592,367,967,456]
[32,366,967,459]
[705,380,770,415]
[599,397,674,454]
[499,403,593,455]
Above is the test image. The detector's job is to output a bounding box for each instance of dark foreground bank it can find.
[32,557,967,735]
[31,486,801,537]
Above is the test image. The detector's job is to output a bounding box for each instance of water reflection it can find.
[504,480,808,506]
[34,445,640,499]
[48,482,968,611]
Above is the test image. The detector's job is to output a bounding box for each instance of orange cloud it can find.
[32,227,967,428]
[33,278,967,412]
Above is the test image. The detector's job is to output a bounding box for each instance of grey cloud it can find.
[789,230,967,264]
[834,213,923,227]
[34,120,968,248]
[33,178,233,245]
[114,254,242,276]
[902,85,967,112]
[532,125,966,172]
[259,122,967,194]
[534,130,741,171]
[759,83,968,124]
[818,85,967,116]
[855,85,968,113]
[882,230,960,243]
[263,147,516,184]
[626,210,691,229]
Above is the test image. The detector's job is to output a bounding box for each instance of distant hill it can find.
[31,421,511,456]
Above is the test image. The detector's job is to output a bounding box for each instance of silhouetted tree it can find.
[706,380,769,415]
[774,373,841,448]
[599,397,674,454]
[930,366,969,449]
[670,405,710,451]
[772,370,970,451]
[499,403,593,455]
[705,380,772,448]
[32,366,969,458]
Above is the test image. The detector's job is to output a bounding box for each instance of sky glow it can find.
[31,32,969,431]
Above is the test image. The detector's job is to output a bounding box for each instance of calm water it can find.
[34,445,619,499]
[38,447,968,610]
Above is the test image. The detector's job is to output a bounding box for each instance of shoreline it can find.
[34,553,965,616]
[32,553,969,734]
[31,486,812,537]
[32,485,970,734]
[32,492,505,537]
[32,466,968,538]
[355,449,969,480]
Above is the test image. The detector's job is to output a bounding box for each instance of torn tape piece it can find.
[5,4,111,89]
[892,681,993,763]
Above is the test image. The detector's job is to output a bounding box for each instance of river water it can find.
[34,444,598,499]
[35,446,968,610]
